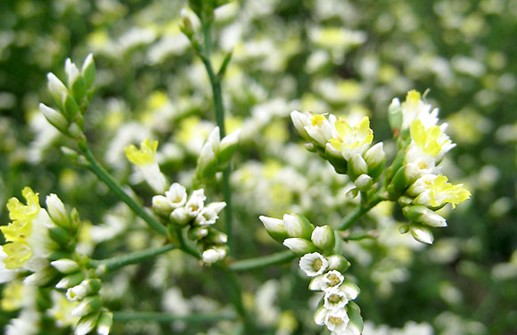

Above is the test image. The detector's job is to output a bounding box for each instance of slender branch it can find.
[198,19,234,253]
[91,244,175,272]
[214,266,258,334]
[229,251,296,272]
[339,195,386,231]
[113,311,236,323]
[80,144,168,237]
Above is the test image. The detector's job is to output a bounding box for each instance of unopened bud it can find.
[97,311,113,335]
[311,225,336,252]
[354,174,373,191]
[56,271,85,289]
[363,142,386,180]
[403,206,447,228]
[51,259,79,274]
[72,296,102,317]
[410,225,434,244]
[349,155,368,180]
[47,73,68,107]
[259,215,288,242]
[39,103,69,133]
[282,238,315,254]
[76,312,99,335]
[326,255,350,272]
[283,214,314,240]
[81,54,96,91]
[46,194,70,228]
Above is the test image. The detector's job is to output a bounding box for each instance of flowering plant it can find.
[3,1,501,335]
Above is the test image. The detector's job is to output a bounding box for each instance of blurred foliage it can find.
[1,0,517,334]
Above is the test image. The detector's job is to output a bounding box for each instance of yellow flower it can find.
[415,175,471,208]
[6,187,40,223]
[329,116,373,160]
[124,139,158,166]
[410,119,453,158]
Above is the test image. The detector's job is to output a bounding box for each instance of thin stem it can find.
[229,251,296,272]
[339,194,386,231]
[113,311,236,323]
[198,19,234,252]
[91,244,175,272]
[80,145,168,237]
[214,266,258,334]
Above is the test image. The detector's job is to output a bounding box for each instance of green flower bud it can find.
[354,174,373,191]
[327,254,351,272]
[363,142,386,180]
[346,301,364,335]
[46,194,70,228]
[311,225,336,252]
[81,54,96,91]
[97,310,113,335]
[39,103,69,133]
[410,225,434,244]
[283,214,314,240]
[402,206,447,227]
[348,154,368,181]
[56,271,86,289]
[51,259,80,274]
[72,295,102,317]
[259,215,288,243]
[282,238,315,254]
[76,312,99,335]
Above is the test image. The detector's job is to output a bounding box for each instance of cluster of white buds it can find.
[194,126,241,183]
[39,54,95,140]
[153,183,228,264]
[259,215,364,334]
[386,91,471,244]
[0,188,112,335]
[290,111,386,191]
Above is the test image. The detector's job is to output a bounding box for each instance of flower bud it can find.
[327,254,350,272]
[410,225,434,244]
[40,103,69,133]
[202,247,227,264]
[348,155,368,181]
[402,206,447,227]
[283,214,314,240]
[65,58,87,103]
[46,194,70,228]
[188,226,209,240]
[354,174,373,191]
[97,311,113,335]
[388,98,403,133]
[363,142,386,180]
[311,225,336,252]
[81,54,96,91]
[152,195,173,216]
[47,73,68,108]
[283,238,315,254]
[49,226,72,246]
[170,207,191,227]
[290,110,312,142]
[67,279,102,301]
[259,215,288,242]
[56,271,86,289]
[51,259,80,274]
[72,295,102,317]
[76,313,99,335]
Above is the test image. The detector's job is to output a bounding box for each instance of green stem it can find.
[339,194,386,231]
[91,244,175,272]
[214,266,258,334]
[199,19,234,253]
[113,311,236,323]
[229,251,296,272]
[80,144,168,237]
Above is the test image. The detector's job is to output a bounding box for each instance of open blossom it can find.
[291,111,337,147]
[410,174,471,208]
[125,139,168,193]
[328,116,373,161]
[0,187,54,279]
[299,252,329,277]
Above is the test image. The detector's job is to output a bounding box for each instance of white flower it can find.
[166,183,188,208]
[314,307,350,334]
[185,189,206,217]
[299,252,329,277]
[323,287,350,310]
[310,270,345,291]
[195,202,226,226]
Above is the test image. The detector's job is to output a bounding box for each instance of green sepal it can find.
[49,226,73,247]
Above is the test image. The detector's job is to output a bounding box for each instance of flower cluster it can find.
[386,90,471,243]
[39,54,95,141]
[291,111,386,191]
[0,188,112,335]
[259,214,363,334]
[153,183,228,264]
